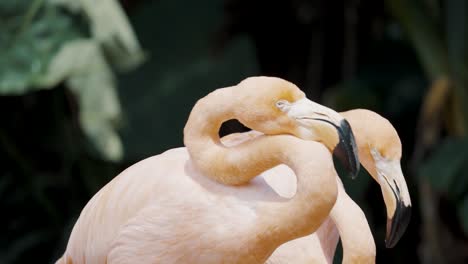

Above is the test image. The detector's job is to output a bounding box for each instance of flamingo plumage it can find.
[57,77,359,263]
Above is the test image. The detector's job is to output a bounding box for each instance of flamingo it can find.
[222,109,412,263]
[57,76,359,263]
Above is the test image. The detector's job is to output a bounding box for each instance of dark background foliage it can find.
[1,0,468,263]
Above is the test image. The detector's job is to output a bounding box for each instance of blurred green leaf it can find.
[49,0,145,71]
[419,138,468,195]
[1,0,144,161]
[0,1,85,94]
[56,40,123,161]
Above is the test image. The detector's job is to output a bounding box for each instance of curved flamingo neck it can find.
[184,87,280,185]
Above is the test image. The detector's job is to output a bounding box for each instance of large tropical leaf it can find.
[0,0,144,161]
[0,0,85,94]
[49,0,145,70]
[52,40,123,161]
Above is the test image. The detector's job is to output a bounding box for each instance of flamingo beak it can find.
[385,192,411,248]
[371,149,412,248]
[278,98,360,179]
[332,119,360,179]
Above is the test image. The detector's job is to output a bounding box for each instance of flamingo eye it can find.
[276,100,290,111]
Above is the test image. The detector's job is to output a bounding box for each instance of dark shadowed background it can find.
[1,0,468,263]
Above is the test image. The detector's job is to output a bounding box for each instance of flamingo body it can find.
[61,140,335,263]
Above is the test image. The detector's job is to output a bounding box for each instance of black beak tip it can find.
[385,204,411,248]
[349,166,359,180]
[333,119,360,179]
